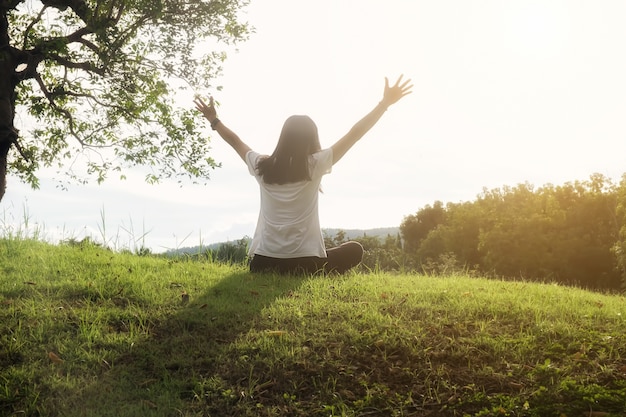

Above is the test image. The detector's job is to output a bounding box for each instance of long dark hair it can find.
[257,115,322,184]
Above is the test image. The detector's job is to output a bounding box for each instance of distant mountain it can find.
[163,227,400,257]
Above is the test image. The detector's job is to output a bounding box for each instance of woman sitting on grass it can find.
[194,75,412,275]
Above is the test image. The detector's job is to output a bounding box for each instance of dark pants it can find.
[249,241,364,275]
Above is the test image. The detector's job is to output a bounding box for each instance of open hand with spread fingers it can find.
[193,96,217,122]
[381,75,413,108]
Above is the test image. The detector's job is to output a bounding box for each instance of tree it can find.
[613,174,626,291]
[400,201,446,254]
[0,0,250,202]
[417,201,482,269]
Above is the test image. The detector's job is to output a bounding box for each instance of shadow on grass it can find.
[61,269,309,417]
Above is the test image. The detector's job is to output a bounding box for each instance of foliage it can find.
[401,174,625,290]
[399,200,446,254]
[614,173,626,292]
[0,0,250,200]
[1,238,626,416]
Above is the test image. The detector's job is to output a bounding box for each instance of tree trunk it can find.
[0,9,16,203]
[0,136,10,203]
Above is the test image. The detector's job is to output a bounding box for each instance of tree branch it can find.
[65,26,92,42]
[47,53,104,75]
[9,129,30,162]
[34,72,85,146]
[49,88,131,121]
[72,35,100,55]
[12,46,44,81]
[40,0,90,22]
[0,1,24,11]
[21,4,48,50]
[107,14,149,55]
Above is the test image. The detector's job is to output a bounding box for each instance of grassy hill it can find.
[1,238,625,417]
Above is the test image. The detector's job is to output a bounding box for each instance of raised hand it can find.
[381,75,413,108]
[193,96,217,122]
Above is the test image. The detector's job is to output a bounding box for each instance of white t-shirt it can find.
[245,148,333,258]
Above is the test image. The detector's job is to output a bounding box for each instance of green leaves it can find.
[6,0,250,188]
[400,175,625,290]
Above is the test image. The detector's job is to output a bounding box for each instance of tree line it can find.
[393,173,626,291]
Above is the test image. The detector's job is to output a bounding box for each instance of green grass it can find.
[1,238,626,416]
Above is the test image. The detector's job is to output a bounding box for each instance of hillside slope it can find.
[1,238,625,416]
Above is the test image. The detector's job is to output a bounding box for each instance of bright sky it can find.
[3,0,626,252]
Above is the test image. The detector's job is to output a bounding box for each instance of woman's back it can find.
[246,149,332,258]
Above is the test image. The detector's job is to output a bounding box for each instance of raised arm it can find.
[194,97,251,162]
[331,75,413,164]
